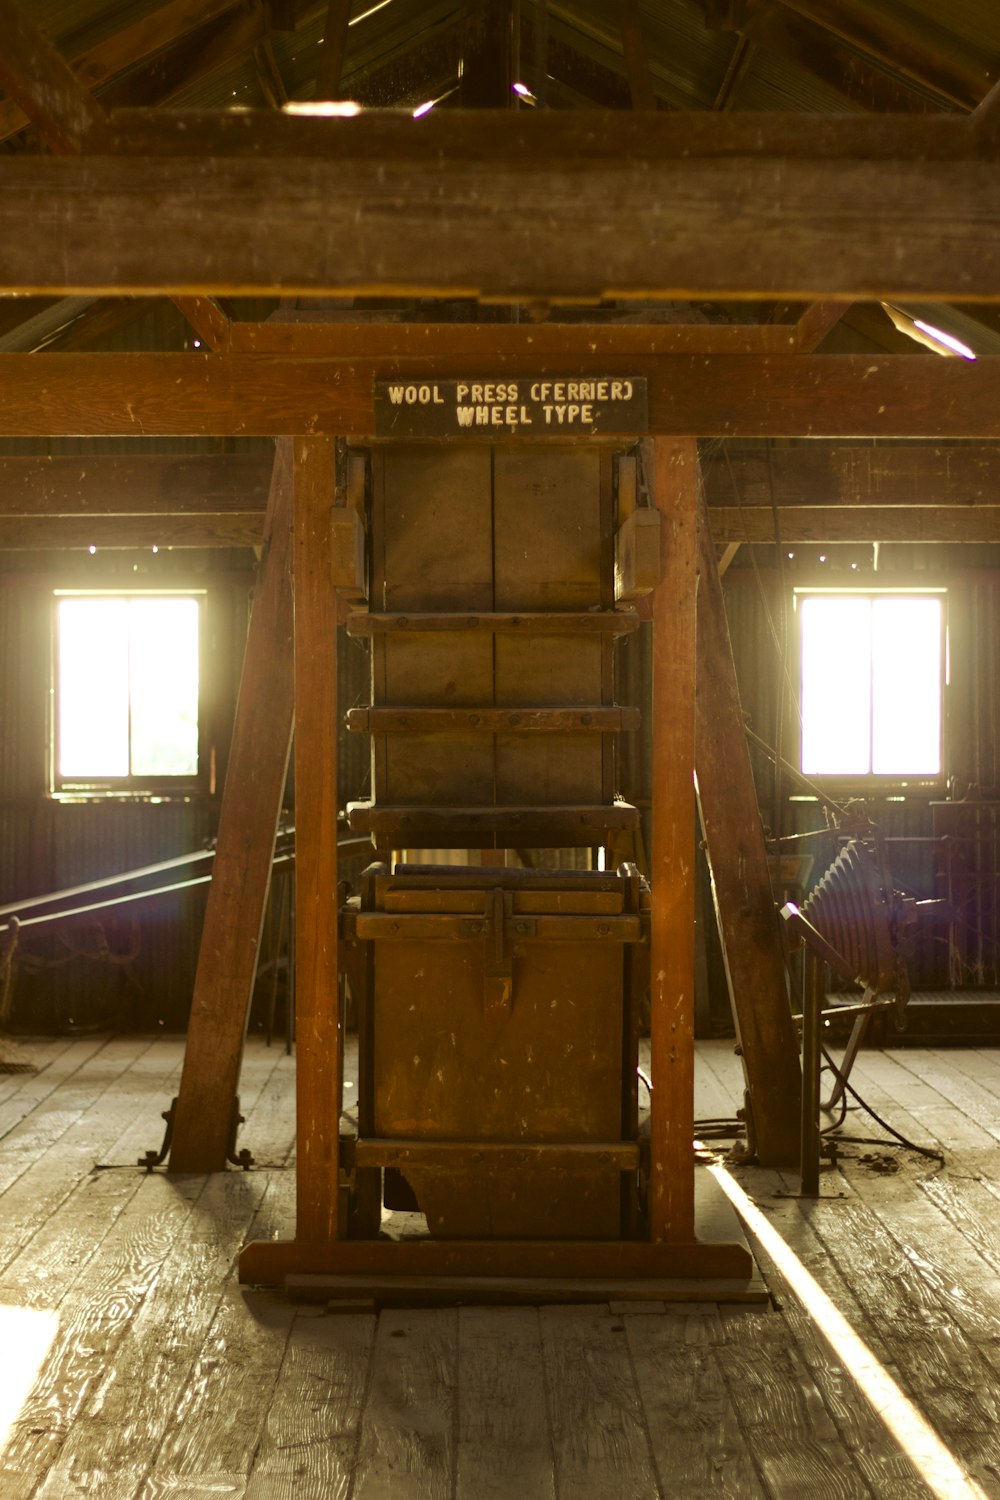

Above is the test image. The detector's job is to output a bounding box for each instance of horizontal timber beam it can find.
[0,453,271,513]
[0,111,999,300]
[5,354,1000,438]
[707,506,1000,544]
[2,443,998,549]
[0,515,264,549]
[226,320,824,357]
[702,444,1000,507]
[5,510,992,549]
[65,108,995,161]
[6,506,994,550]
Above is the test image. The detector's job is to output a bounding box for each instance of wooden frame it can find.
[238,432,753,1286]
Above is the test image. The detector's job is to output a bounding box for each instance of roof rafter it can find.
[0,0,332,145]
[617,0,656,110]
[0,0,109,151]
[710,3,943,114]
[775,0,993,110]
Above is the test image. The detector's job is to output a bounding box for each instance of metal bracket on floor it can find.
[139,1096,177,1172]
[139,1095,253,1173]
[227,1095,254,1171]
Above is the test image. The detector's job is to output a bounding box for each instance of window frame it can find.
[49,588,209,802]
[793,585,949,796]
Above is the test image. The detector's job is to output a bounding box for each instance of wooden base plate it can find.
[239,1166,763,1304]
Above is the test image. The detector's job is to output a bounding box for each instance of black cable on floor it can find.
[819,1043,944,1163]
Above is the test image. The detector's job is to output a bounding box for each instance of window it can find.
[796,590,945,781]
[53,592,203,796]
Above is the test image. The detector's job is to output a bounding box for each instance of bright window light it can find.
[798,592,943,779]
[0,1304,59,1458]
[55,594,200,788]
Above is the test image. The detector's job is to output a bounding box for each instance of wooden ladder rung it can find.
[346,706,640,734]
[346,609,640,637]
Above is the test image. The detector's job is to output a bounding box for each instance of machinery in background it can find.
[782,833,944,1192]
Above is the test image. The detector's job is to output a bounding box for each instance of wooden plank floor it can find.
[1,1036,1000,1497]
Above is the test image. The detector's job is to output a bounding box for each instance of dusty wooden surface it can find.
[4,1035,1000,1495]
[3,111,1000,303]
[5,353,1000,440]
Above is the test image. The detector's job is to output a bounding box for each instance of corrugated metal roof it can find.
[13,0,1000,119]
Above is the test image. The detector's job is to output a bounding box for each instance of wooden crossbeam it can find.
[794,301,846,351]
[702,443,1000,506]
[0,0,108,153]
[0,516,264,549]
[92,109,985,158]
[4,506,994,551]
[173,297,233,352]
[0,0,242,144]
[707,507,1000,545]
[0,112,998,300]
[0,447,266,549]
[226,319,831,356]
[0,453,271,513]
[0,5,237,352]
[5,445,998,517]
[3,354,1000,438]
[4,446,996,547]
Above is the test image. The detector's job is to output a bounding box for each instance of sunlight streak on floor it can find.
[702,1154,988,1500]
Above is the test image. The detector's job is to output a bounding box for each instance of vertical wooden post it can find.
[169,442,294,1172]
[647,437,698,1243]
[695,490,802,1166]
[292,436,341,1245]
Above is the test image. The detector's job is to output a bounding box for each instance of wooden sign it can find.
[374,376,648,438]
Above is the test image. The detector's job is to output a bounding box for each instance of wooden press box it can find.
[343,862,649,1241]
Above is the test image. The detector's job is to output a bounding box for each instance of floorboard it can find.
[1,1036,1000,1498]
[351,1308,458,1500]
[144,1287,295,1500]
[244,1309,375,1500]
[539,1304,660,1498]
[456,1306,555,1500]
[624,1309,767,1499]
